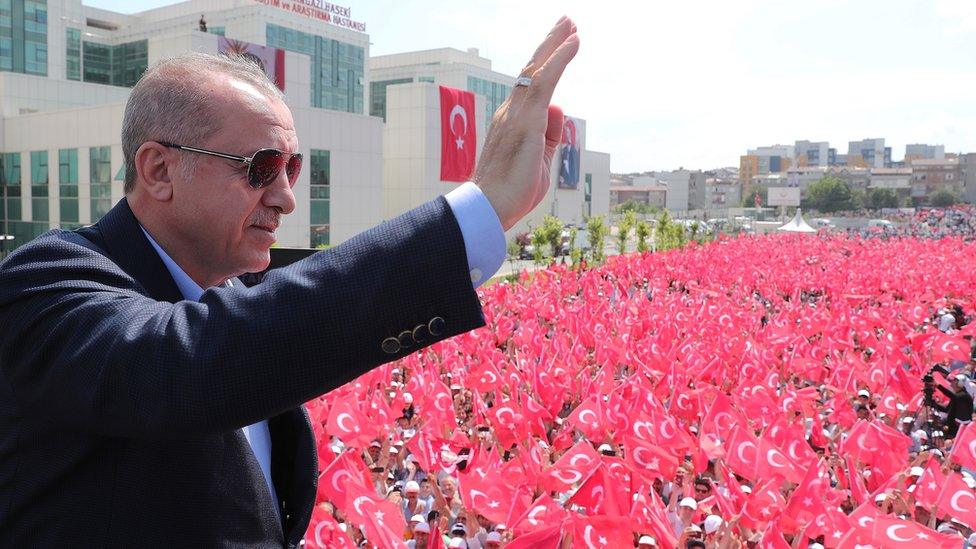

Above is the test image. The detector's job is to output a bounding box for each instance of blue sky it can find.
[84,0,976,172]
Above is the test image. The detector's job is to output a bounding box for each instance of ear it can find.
[133,141,176,201]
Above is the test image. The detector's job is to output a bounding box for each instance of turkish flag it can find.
[506,524,563,549]
[543,439,601,491]
[304,506,355,548]
[567,463,629,516]
[342,482,407,549]
[910,456,946,508]
[326,398,374,448]
[511,493,568,535]
[630,491,678,549]
[951,422,976,470]
[570,514,634,549]
[439,85,476,182]
[936,472,976,529]
[624,434,680,480]
[460,468,520,524]
[317,451,372,507]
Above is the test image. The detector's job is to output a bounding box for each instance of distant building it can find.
[610,179,667,210]
[868,168,913,191]
[740,145,793,195]
[961,153,976,204]
[910,158,963,199]
[794,140,834,167]
[905,143,945,163]
[847,138,891,169]
[704,177,741,208]
[657,169,706,212]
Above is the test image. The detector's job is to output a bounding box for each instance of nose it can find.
[262,162,297,215]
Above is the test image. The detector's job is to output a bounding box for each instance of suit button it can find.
[398,330,414,349]
[412,323,429,343]
[381,337,401,354]
[429,316,445,336]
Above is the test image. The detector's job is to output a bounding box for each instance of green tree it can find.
[655,210,687,251]
[586,215,609,263]
[802,176,853,213]
[616,210,637,254]
[613,199,658,216]
[929,189,959,208]
[741,187,768,208]
[530,225,546,265]
[867,188,899,210]
[635,219,651,253]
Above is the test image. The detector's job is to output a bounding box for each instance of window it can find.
[267,24,364,114]
[369,78,412,121]
[83,39,147,88]
[66,27,80,80]
[59,148,78,223]
[1,152,21,222]
[309,149,330,247]
[467,76,511,124]
[89,146,112,220]
[30,150,47,221]
[0,0,48,76]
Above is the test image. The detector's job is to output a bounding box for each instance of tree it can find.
[867,188,899,210]
[654,210,687,251]
[741,187,768,208]
[613,199,658,216]
[802,176,853,213]
[616,210,636,254]
[586,215,609,263]
[929,189,959,208]
[635,219,651,253]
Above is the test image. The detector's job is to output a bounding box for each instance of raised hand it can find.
[474,16,580,230]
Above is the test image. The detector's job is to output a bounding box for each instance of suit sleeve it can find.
[0,197,485,438]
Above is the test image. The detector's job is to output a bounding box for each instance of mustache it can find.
[249,210,281,231]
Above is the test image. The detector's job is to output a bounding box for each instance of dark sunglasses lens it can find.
[286,154,302,186]
[249,150,286,189]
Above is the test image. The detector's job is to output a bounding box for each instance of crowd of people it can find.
[301,233,976,548]
[843,206,976,240]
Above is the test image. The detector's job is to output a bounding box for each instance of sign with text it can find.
[254,0,366,32]
[767,186,801,207]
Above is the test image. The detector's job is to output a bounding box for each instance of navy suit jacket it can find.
[0,197,485,547]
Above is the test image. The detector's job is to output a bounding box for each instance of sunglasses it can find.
[158,141,302,189]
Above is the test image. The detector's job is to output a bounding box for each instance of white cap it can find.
[964,476,976,489]
[909,466,924,477]
[403,392,414,403]
[679,496,698,510]
[414,522,430,533]
[956,374,969,382]
[857,389,870,397]
[740,485,752,494]
[370,440,382,448]
[689,524,702,533]
[703,515,723,534]
[449,539,468,548]
[875,492,887,503]
[486,532,502,542]
[411,514,425,523]
[809,544,825,549]
[405,480,420,493]
[598,443,613,452]
[901,417,914,424]
[638,535,656,545]
[914,430,928,440]
[968,533,976,546]
[495,523,507,531]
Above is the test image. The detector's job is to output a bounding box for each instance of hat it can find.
[964,476,976,489]
[451,523,467,534]
[968,533,976,546]
[450,383,462,390]
[857,389,870,397]
[901,417,914,424]
[740,485,752,494]
[495,523,507,531]
[703,515,723,534]
[679,496,698,510]
[909,466,924,477]
[914,430,929,440]
[448,539,468,548]
[389,447,400,454]
[689,524,702,533]
[486,532,502,542]
[809,544,825,549]
[405,480,420,494]
[874,492,887,503]
[937,522,958,534]
[410,513,425,523]
[638,535,657,545]
[370,440,382,448]
[403,392,414,403]
[414,522,430,534]
[598,443,613,452]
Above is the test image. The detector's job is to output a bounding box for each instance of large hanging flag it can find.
[439,86,477,182]
[557,116,583,189]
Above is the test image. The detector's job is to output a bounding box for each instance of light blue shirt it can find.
[138,182,505,519]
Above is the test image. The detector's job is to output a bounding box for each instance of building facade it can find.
[847,138,891,169]
[905,143,945,163]
[0,0,383,253]
[373,48,610,238]
[794,140,834,167]
[910,158,963,199]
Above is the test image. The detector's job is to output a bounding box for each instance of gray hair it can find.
[121,52,285,193]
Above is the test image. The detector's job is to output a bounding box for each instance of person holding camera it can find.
[926,367,975,439]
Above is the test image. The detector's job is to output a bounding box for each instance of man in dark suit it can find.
[0,17,579,548]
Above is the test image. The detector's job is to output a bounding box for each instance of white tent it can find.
[777,208,817,233]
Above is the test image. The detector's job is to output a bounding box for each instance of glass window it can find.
[89,146,112,221]
[268,24,364,114]
[1,152,21,222]
[59,148,78,224]
[309,149,330,247]
[83,38,147,88]
[30,150,47,221]
[369,78,412,121]
[0,0,47,76]
[66,27,80,80]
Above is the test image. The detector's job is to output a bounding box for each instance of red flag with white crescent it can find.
[439,85,476,182]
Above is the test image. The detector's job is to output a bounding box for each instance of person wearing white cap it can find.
[485,531,503,548]
[703,514,723,537]
[407,521,431,549]
[401,480,428,523]
[637,534,657,548]
[669,496,698,538]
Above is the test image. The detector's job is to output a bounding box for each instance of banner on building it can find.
[439,86,477,182]
[558,116,583,190]
[767,187,801,207]
[218,37,285,91]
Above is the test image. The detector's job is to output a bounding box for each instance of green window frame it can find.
[309,149,330,247]
[30,150,48,221]
[59,148,79,224]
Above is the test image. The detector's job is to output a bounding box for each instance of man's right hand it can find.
[473,17,579,231]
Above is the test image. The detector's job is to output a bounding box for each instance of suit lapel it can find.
[79,198,184,304]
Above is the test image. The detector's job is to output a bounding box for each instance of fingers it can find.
[523,17,577,77]
[527,33,579,107]
[545,104,565,147]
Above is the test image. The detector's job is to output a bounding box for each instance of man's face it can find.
[679,506,694,522]
[167,76,298,282]
[694,483,711,501]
